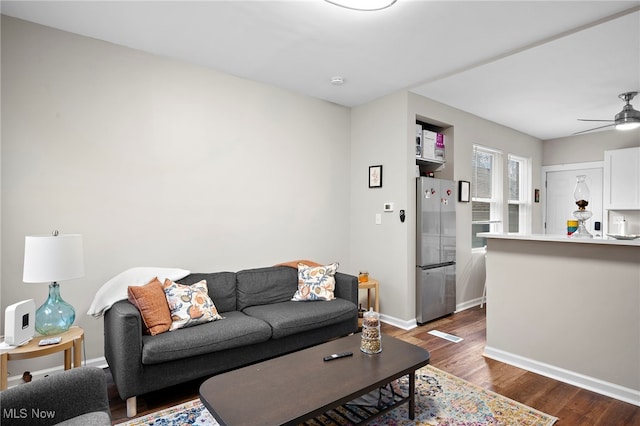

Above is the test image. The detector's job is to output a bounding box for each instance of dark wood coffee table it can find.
[199,333,430,425]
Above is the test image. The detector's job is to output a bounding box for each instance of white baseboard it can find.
[484,346,640,407]
[6,356,108,389]
[380,313,417,330]
[455,297,484,312]
[379,298,484,331]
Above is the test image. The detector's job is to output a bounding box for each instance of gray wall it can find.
[349,91,411,323]
[349,92,544,327]
[543,127,640,165]
[410,94,544,320]
[1,16,352,369]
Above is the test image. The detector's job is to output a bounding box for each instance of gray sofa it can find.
[0,367,111,426]
[104,265,358,417]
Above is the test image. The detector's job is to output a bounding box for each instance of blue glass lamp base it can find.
[35,282,76,335]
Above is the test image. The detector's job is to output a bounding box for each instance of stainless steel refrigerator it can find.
[416,177,456,325]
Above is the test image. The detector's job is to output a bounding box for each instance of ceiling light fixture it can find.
[575,91,640,135]
[330,76,345,85]
[614,92,640,130]
[324,0,397,12]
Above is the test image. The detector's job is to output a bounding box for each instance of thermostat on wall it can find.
[383,202,394,212]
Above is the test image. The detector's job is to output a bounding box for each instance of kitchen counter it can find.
[480,233,640,406]
[478,232,640,246]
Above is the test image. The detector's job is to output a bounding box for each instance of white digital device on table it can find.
[4,299,36,346]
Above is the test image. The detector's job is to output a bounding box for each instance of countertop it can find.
[478,232,640,246]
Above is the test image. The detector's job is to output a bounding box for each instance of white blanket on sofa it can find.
[87,267,190,317]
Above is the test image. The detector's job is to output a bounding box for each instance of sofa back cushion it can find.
[236,266,297,310]
[176,272,237,313]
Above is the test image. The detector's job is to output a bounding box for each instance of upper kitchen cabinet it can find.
[604,147,640,210]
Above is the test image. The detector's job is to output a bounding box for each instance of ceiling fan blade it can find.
[577,119,614,122]
[573,123,616,135]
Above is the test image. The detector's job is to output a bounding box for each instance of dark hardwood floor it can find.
[108,306,640,425]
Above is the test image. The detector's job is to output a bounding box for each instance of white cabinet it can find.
[604,147,640,210]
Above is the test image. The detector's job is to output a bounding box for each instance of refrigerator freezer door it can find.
[416,264,456,324]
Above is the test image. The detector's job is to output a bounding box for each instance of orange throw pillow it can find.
[276,260,323,269]
[128,277,173,335]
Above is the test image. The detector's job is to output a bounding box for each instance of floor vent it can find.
[428,330,463,343]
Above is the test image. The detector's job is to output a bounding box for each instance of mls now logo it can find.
[3,408,56,420]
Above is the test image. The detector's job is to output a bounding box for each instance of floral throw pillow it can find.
[163,279,223,331]
[292,262,339,301]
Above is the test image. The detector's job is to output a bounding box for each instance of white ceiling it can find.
[2,0,639,140]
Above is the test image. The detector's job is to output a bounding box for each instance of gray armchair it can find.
[0,367,111,426]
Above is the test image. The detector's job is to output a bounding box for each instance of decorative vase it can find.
[360,308,382,354]
[571,175,593,239]
[35,282,75,335]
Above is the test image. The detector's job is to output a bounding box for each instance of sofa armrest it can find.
[0,367,110,426]
[334,272,358,306]
[103,300,144,400]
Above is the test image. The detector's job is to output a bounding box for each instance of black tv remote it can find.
[323,351,353,361]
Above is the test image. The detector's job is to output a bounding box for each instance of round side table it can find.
[0,326,84,390]
[358,278,380,327]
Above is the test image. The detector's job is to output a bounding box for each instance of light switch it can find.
[375,214,382,225]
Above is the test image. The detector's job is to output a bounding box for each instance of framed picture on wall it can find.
[458,180,470,202]
[369,165,382,188]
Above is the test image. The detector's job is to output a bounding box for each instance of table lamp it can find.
[23,231,84,335]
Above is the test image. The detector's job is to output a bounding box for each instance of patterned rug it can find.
[119,365,558,426]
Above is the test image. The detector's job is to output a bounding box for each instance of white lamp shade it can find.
[23,234,85,283]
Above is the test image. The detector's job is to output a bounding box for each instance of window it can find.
[508,154,531,233]
[471,146,503,249]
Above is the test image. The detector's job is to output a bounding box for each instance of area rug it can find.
[119,365,558,426]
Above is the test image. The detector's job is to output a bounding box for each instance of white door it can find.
[545,167,603,236]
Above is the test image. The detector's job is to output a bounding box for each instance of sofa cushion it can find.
[127,277,172,335]
[141,311,272,364]
[236,266,298,310]
[177,272,237,313]
[163,279,223,331]
[292,262,339,301]
[243,299,358,339]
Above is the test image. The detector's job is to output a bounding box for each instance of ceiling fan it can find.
[574,91,640,135]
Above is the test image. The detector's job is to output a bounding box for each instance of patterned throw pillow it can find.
[292,262,339,301]
[163,279,223,331]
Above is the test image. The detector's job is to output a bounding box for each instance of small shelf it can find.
[416,157,445,173]
[415,117,453,179]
